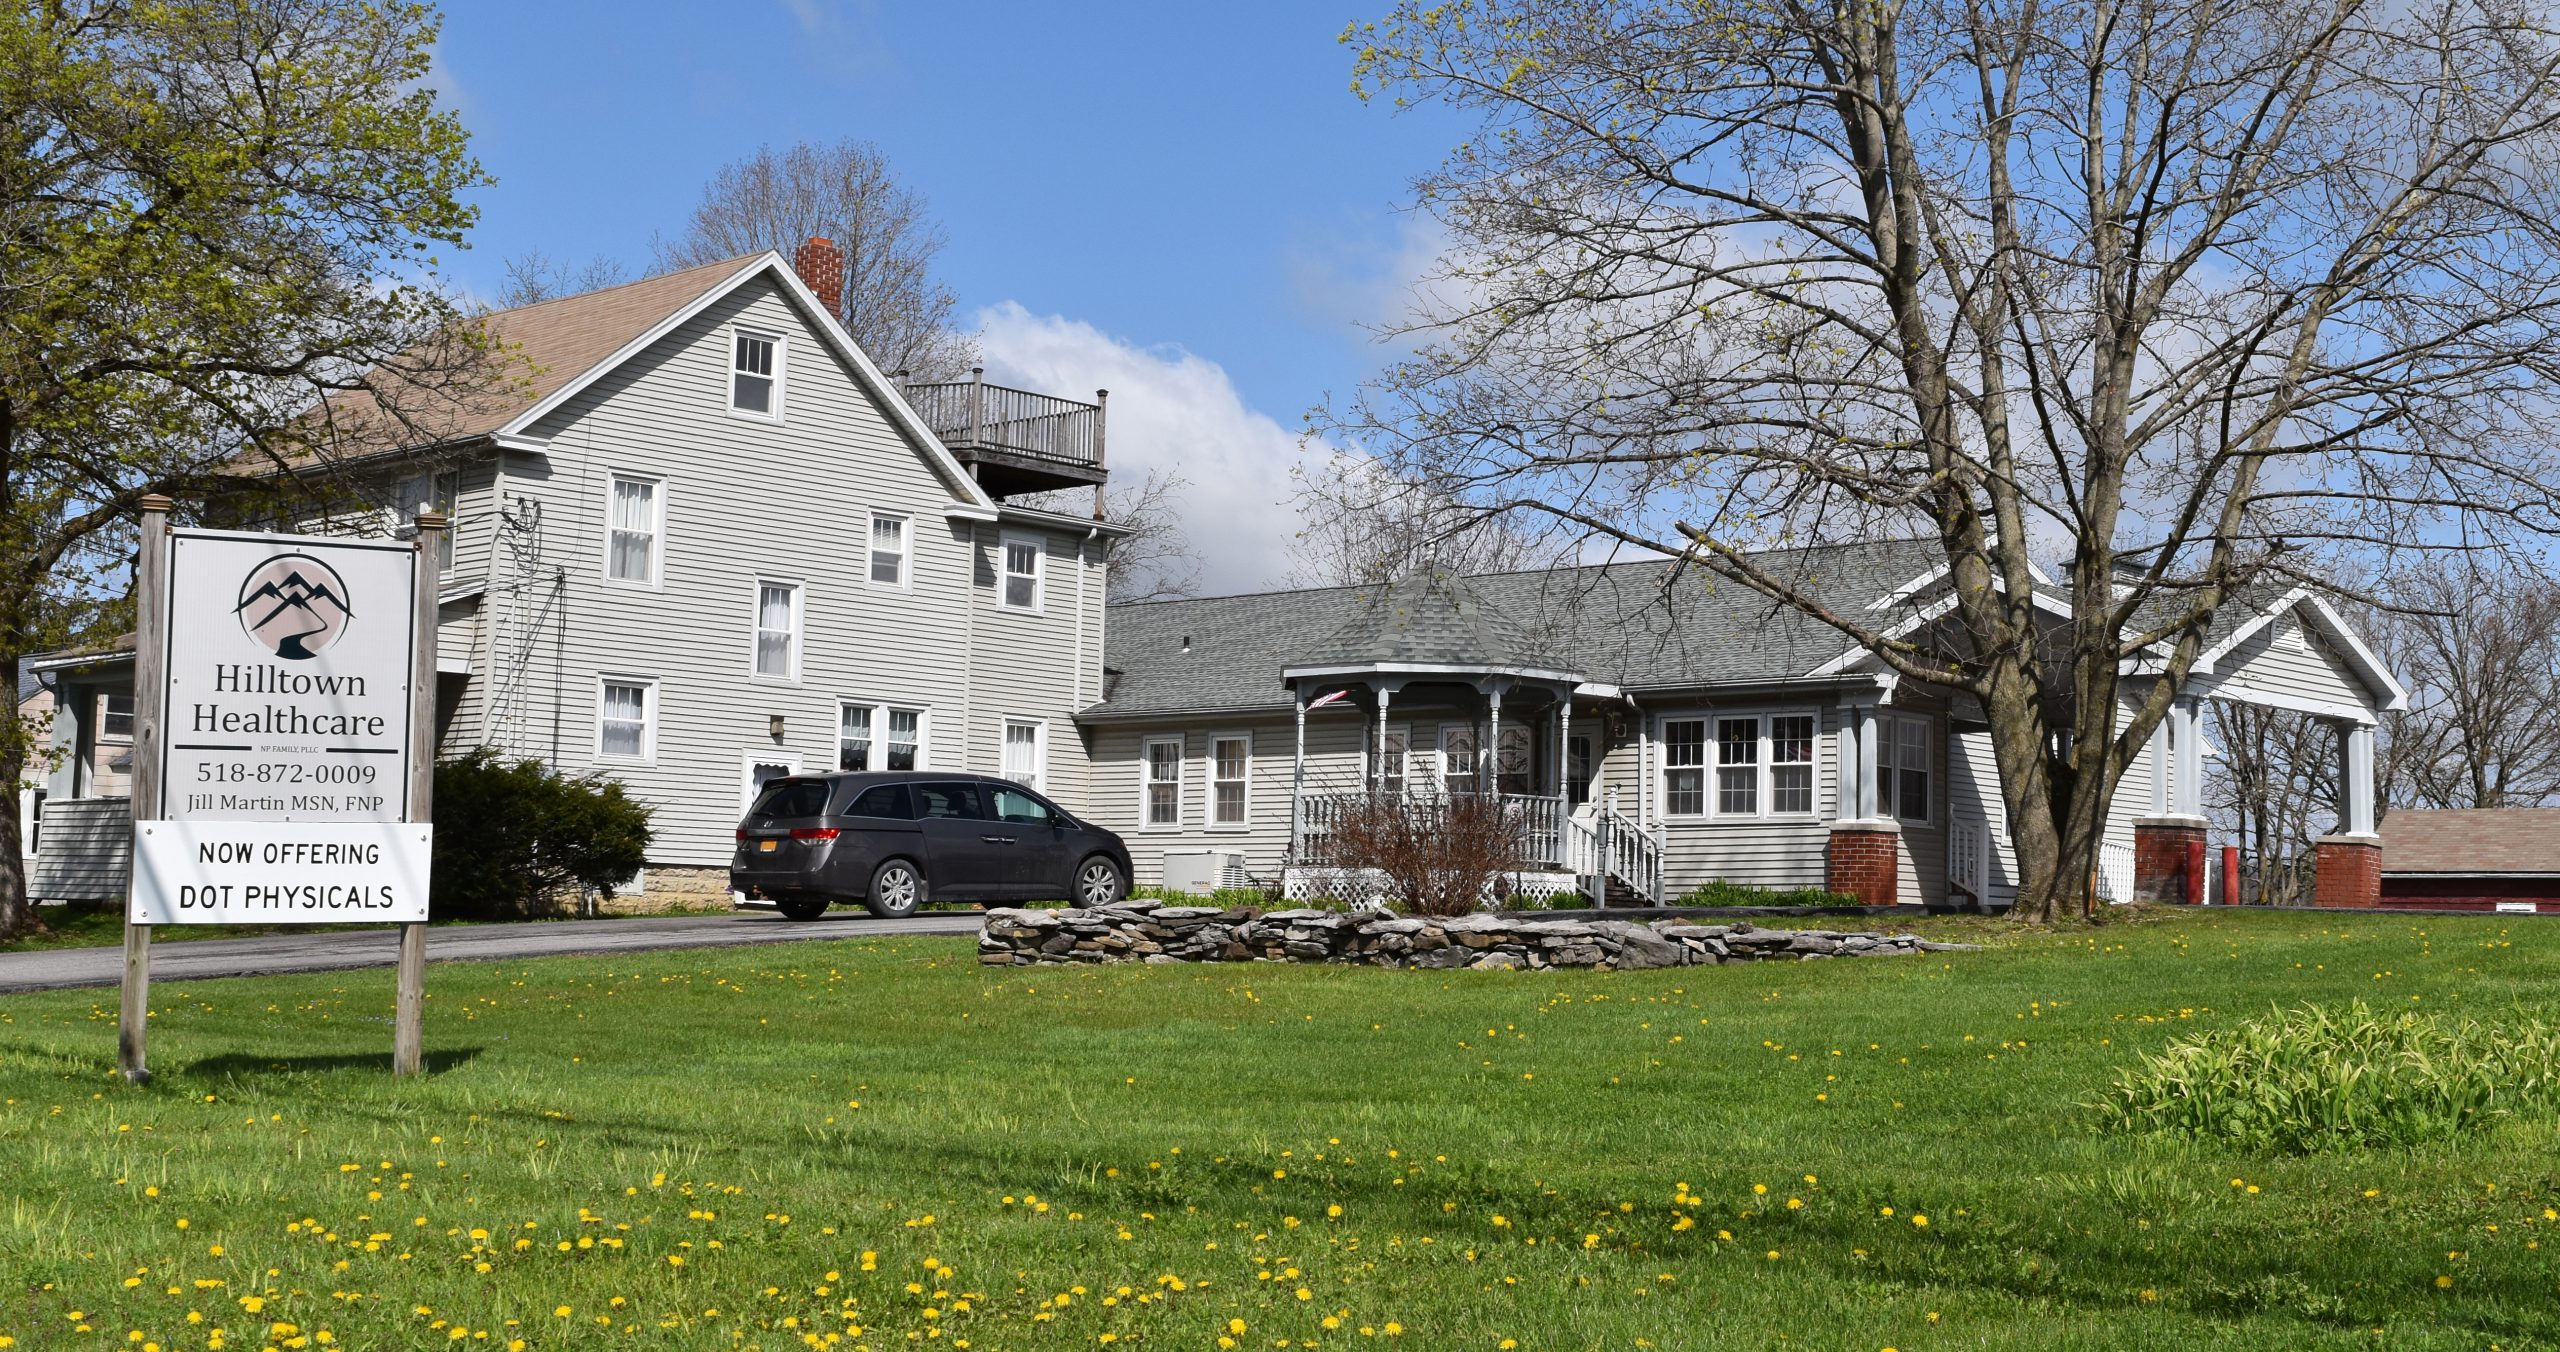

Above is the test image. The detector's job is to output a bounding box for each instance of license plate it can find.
[758,839,778,853]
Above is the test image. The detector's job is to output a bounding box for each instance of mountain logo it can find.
[234,553,355,660]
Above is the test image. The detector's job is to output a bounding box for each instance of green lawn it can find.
[2,909,2556,1351]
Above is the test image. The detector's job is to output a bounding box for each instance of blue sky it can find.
[429,2,1461,590]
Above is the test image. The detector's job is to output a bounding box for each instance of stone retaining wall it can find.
[978,901,1975,970]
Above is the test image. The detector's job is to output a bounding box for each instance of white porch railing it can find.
[1563,799,1663,904]
[1948,817,1989,904]
[1295,790,1567,864]
[2096,841,2137,904]
[1295,789,1662,906]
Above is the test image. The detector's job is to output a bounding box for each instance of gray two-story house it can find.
[27,242,1129,908]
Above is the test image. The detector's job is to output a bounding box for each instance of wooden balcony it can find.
[905,371,1108,499]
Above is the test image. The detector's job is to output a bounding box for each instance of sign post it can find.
[119,495,173,1084]
[394,512,446,1076]
[119,504,441,1081]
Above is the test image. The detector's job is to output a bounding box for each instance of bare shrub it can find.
[1319,792,1525,918]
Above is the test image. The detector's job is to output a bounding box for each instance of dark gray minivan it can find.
[731,772,1132,920]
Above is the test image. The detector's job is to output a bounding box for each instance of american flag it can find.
[1306,688,1353,711]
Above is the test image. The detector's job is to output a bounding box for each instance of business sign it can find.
[158,529,417,822]
[133,526,429,927]
[133,820,431,924]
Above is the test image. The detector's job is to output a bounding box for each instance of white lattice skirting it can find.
[1281,867,1587,908]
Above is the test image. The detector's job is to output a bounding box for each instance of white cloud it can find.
[973,303,1323,596]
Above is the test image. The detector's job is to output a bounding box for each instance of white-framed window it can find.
[1716,716,1761,814]
[1439,724,1479,796]
[1142,736,1184,829]
[1211,732,1251,827]
[1566,732,1595,808]
[1003,719,1047,792]
[730,328,783,417]
[1372,723,1411,796]
[868,512,909,587]
[741,753,798,811]
[1667,711,1821,819]
[752,580,801,680]
[1878,714,1932,822]
[1661,717,1707,817]
[839,701,929,771]
[597,677,656,762]
[98,692,135,742]
[1000,533,1044,611]
[605,473,663,585]
[1771,713,1817,814]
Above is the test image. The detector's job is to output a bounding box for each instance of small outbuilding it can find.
[2376,808,2560,913]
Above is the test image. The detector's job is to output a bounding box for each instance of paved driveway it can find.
[0,910,982,995]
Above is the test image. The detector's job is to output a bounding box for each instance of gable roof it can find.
[310,255,766,453]
[304,253,997,514]
[1092,538,1944,719]
[2378,808,2560,875]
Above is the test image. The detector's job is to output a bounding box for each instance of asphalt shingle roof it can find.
[304,255,765,455]
[2378,808,2560,875]
[1293,571,1573,672]
[1093,538,1947,719]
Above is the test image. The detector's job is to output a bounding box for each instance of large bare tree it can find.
[2377,564,2560,810]
[659,140,976,382]
[1286,453,1575,587]
[1330,0,2560,919]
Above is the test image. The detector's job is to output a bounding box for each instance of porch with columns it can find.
[2135,693,2381,906]
[1279,668,1666,905]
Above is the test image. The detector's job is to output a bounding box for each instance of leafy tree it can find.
[1331,0,2560,920]
[658,139,977,382]
[0,0,501,938]
[431,748,652,919]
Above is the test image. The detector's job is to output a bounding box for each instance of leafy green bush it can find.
[2098,1001,2560,1153]
[1670,879,1861,907]
[431,748,653,920]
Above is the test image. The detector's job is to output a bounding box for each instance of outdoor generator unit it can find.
[1159,848,1249,897]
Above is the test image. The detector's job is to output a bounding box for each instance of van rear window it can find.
[749,779,832,819]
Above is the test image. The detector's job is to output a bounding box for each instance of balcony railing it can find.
[905,372,1106,496]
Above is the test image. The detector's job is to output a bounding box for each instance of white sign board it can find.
[132,820,431,924]
[158,529,416,822]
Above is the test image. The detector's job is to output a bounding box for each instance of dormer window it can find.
[731,329,782,416]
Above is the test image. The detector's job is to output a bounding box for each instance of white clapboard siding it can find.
[458,273,1096,867]
[2205,609,2369,707]
[1084,713,1341,888]
[1587,700,1840,896]
[964,525,1107,811]
[30,797,131,902]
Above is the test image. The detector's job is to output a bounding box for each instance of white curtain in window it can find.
[609,478,656,581]
[887,709,922,771]
[1004,722,1044,790]
[601,683,648,757]
[870,515,906,584]
[755,583,795,676]
[839,705,873,771]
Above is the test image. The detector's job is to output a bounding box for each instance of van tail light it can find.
[789,827,841,842]
[735,829,750,841]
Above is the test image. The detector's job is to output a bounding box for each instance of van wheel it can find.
[867,860,924,918]
[775,896,828,922]
[1076,856,1126,908]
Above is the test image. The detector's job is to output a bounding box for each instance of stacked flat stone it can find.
[977,900,1975,970]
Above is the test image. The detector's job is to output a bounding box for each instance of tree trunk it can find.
[0,647,30,942]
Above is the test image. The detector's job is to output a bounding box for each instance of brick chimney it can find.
[792,236,844,316]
